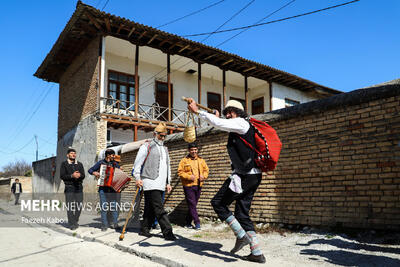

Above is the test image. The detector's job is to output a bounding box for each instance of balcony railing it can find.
[100,97,206,128]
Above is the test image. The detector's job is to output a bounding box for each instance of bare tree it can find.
[1,159,32,177]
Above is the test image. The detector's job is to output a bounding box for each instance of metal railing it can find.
[100,97,205,127]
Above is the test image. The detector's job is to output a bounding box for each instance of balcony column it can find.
[197,62,202,126]
[222,69,226,107]
[134,45,139,141]
[244,75,248,113]
[197,62,201,104]
[97,37,102,110]
[99,36,106,113]
[167,54,172,134]
[268,80,273,111]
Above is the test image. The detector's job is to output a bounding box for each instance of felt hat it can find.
[225,99,244,111]
[155,122,167,133]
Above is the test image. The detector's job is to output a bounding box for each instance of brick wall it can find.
[120,81,400,229]
[58,36,100,139]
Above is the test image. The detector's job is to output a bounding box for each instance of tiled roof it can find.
[34,1,341,96]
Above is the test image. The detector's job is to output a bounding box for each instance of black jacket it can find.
[11,182,22,194]
[227,124,256,173]
[60,160,85,186]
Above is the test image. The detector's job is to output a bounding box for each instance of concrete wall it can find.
[32,157,56,193]
[0,178,11,195]
[118,80,400,230]
[272,82,319,110]
[55,115,100,193]
[108,128,134,145]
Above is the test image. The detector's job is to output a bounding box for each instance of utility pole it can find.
[34,135,38,161]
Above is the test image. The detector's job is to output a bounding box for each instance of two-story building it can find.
[34,1,341,192]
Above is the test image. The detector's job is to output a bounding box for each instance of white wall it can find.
[103,53,246,112]
[272,82,319,110]
[248,81,270,114]
[103,43,322,117]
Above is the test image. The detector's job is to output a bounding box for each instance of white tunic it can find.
[133,139,171,191]
[198,111,261,175]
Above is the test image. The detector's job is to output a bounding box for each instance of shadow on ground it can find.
[132,233,240,263]
[298,238,400,267]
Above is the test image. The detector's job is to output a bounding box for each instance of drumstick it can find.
[181,96,214,113]
[119,187,140,241]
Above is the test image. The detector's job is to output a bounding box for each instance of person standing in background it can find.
[60,148,85,230]
[178,142,209,230]
[11,178,23,205]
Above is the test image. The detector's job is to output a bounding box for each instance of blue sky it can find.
[0,0,399,169]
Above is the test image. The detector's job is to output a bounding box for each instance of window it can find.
[155,81,173,121]
[207,92,221,113]
[229,97,246,110]
[251,97,264,115]
[106,130,111,143]
[108,70,136,110]
[285,98,300,108]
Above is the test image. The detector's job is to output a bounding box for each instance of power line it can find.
[202,0,256,43]
[137,1,255,92]
[101,0,110,10]
[0,137,34,155]
[183,0,361,37]
[156,0,227,29]
[5,83,52,148]
[6,84,54,147]
[94,0,103,9]
[38,136,56,146]
[216,0,296,47]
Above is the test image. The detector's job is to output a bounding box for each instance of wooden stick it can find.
[181,96,214,113]
[119,187,140,241]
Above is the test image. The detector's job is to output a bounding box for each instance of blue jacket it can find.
[88,159,120,175]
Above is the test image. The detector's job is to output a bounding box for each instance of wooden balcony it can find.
[99,97,201,133]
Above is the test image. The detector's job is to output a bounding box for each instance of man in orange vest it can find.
[178,142,209,230]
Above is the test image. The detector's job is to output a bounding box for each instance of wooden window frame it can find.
[285,98,300,108]
[155,80,173,108]
[251,96,264,115]
[107,69,137,109]
[207,92,222,113]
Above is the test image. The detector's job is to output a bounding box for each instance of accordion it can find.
[98,164,131,192]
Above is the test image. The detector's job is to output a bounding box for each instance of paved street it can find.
[0,206,161,267]
[1,197,400,267]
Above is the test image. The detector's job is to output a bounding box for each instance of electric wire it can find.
[7,84,54,147]
[101,0,110,11]
[169,0,296,73]
[0,137,34,155]
[95,0,103,9]
[139,0,359,83]
[38,136,56,146]
[183,0,361,37]
[5,83,52,148]
[156,0,227,29]
[217,0,296,47]
[202,0,256,43]
[136,0,256,93]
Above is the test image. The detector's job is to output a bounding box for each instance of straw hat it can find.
[155,122,167,133]
[225,100,244,111]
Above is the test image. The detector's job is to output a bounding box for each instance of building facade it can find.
[34,1,341,192]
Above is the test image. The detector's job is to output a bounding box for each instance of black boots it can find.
[230,235,251,254]
[139,227,152,237]
[242,253,266,263]
[163,230,177,241]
